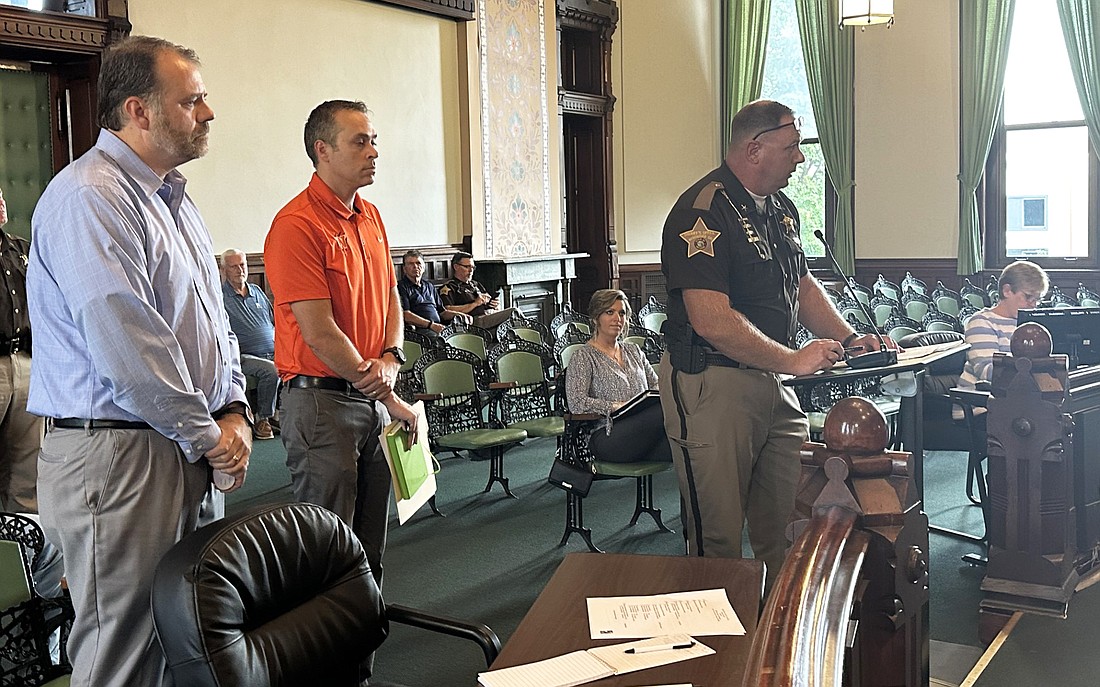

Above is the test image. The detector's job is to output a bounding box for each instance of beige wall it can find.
[854,0,960,259]
[612,1,721,265]
[130,0,464,253]
[611,0,961,265]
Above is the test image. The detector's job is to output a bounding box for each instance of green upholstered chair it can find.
[637,295,667,335]
[624,324,663,365]
[932,280,962,317]
[495,312,551,347]
[870,294,900,328]
[440,320,495,361]
[553,322,590,371]
[902,287,932,322]
[549,302,592,341]
[922,302,963,333]
[873,273,902,302]
[396,328,442,400]
[1077,282,1100,307]
[960,278,989,309]
[0,514,73,687]
[901,271,928,296]
[487,338,564,445]
[552,354,673,553]
[845,277,873,306]
[554,411,673,554]
[414,347,528,498]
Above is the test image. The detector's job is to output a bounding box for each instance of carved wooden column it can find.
[979,322,1077,638]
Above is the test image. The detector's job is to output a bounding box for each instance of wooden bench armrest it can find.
[414,393,442,402]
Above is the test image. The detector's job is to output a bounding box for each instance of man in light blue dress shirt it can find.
[26,36,251,687]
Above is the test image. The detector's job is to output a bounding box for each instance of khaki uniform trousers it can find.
[659,356,807,592]
[0,351,42,512]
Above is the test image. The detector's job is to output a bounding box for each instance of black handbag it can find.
[548,459,595,497]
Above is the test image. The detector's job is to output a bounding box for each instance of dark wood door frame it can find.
[557,0,617,312]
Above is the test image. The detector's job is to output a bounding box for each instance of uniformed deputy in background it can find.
[0,186,40,514]
[658,99,890,593]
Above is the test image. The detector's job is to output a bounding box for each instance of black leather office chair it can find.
[151,502,499,687]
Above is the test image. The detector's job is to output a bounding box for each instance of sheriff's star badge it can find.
[680,218,720,258]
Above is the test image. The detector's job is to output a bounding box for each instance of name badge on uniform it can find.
[680,218,720,258]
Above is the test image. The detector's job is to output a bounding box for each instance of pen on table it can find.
[844,346,865,354]
[624,640,696,654]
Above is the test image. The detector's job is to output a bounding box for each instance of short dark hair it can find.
[402,249,424,264]
[728,99,795,148]
[450,251,474,267]
[97,36,200,131]
[304,100,369,166]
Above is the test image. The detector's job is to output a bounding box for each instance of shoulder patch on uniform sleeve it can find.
[680,217,721,258]
[692,181,724,210]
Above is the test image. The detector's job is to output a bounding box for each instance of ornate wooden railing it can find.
[742,397,930,687]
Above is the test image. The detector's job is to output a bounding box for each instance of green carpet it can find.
[227,438,996,686]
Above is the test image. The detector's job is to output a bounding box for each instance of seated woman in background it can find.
[954,260,1049,420]
[565,289,672,464]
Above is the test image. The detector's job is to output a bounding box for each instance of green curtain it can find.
[793,0,855,274]
[1057,0,1100,159]
[958,1,1015,275]
[721,0,772,155]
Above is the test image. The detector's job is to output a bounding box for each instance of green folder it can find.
[385,422,429,500]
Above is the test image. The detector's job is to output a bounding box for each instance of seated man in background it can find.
[397,249,471,335]
[954,260,1050,423]
[440,251,515,330]
[221,248,279,440]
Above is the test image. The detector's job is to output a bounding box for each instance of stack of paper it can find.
[478,634,712,687]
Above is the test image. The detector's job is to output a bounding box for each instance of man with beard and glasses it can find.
[27,36,250,687]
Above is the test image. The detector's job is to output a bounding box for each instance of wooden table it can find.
[490,552,764,686]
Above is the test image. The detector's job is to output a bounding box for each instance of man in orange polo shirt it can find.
[264,100,418,597]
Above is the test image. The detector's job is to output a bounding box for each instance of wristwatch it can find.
[382,346,407,365]
[215,401,255,428]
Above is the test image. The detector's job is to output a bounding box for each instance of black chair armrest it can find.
[386,603,501,666]
[563,412,600,422]
[949,387,990,409]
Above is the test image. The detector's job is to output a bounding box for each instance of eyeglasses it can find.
[752,116,804,141]
[455,262,475,270]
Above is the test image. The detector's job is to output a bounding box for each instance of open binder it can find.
[609,389,660,420]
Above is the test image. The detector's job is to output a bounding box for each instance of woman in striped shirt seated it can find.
[954,261,1049,421]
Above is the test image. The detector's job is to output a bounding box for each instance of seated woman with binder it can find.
[565,289,673,464]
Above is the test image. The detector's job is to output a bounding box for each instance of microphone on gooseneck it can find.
[813,230,898,370]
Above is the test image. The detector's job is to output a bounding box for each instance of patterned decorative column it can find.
[477,0,554,258]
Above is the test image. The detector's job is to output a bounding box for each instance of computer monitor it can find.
[1017,306,1100,368]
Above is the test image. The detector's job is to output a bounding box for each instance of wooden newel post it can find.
[745,397,928,687]
[979,322,1077,638]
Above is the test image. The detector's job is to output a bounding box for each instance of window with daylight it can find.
[759,0,834,261]
[985,0,1097,267]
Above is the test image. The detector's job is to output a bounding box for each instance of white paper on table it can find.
[477,650,613,687]
[476,635,711,687]
[587,588,745,639]
[588,634,714,675]
[379,400,437,524]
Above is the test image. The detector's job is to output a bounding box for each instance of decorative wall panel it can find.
[477,0,552,258]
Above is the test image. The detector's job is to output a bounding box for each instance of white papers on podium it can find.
[379,400,436,524]
[586,588,745,640]
[477,634,713,687]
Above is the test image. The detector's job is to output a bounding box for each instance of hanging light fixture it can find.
[839,0,894,28]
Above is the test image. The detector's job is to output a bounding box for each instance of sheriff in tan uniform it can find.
[657,100,889,593]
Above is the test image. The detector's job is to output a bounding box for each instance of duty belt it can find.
[0,333,30,356]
